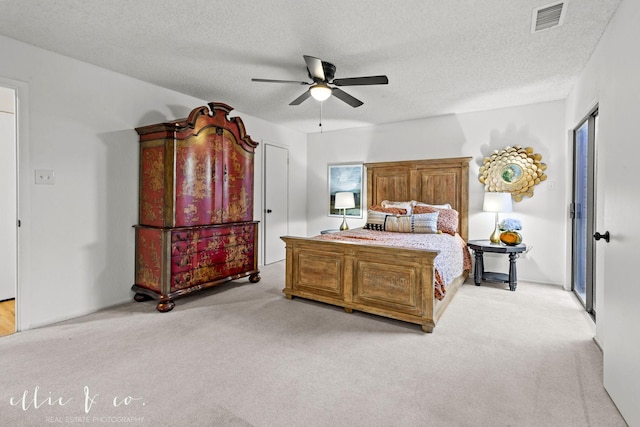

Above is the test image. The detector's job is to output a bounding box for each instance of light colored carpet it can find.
[0,261,626,426]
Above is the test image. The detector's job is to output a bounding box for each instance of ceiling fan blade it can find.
[289,90,312,106]
[252,78,309,85]
[332,88,363,108]
[332,75,389,86]
[303,55,325,81]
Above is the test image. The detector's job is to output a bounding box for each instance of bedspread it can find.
[316,228,472,300]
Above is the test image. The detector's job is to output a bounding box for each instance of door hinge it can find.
[569,202,575,219]
[17,219,21,227]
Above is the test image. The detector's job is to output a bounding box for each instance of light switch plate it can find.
[35,169,55,185]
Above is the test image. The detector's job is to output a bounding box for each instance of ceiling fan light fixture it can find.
[310,83,332,101]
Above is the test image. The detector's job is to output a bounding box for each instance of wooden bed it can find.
[281,157,471,333]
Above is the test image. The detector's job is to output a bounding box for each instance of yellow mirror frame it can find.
[479,146,547,202]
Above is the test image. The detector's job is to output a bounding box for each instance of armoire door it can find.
[221,129,254,224]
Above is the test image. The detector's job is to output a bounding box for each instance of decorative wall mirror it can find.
[478,146,547,202]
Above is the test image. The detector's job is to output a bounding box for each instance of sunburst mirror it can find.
[478,146,547,202]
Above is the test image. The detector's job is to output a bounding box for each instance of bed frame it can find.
[281,157,471,332]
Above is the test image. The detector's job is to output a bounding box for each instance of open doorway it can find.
[0,84,17,336]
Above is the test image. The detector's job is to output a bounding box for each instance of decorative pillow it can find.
[364,209,440,234]
[413,205,459,235]
[384,215,413,233]
[381,200,413,215]
[412,200,452,209]
[368,204,408,215]
[411,212,439,234]
[364,209,387,231]
[412,205,438,214]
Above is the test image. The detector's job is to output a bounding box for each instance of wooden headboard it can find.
[365,157,471,241]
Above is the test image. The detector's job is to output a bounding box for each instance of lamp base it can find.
[489,212,501,243]
[339,215,349,231]
[489,226,501,243]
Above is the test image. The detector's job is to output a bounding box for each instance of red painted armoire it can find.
[132,102,260,312]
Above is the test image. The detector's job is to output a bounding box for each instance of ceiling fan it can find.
[252,55,389,108]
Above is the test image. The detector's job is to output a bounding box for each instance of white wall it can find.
[566,0,640,424]
[307,100,567,286]
[0,34,307,330]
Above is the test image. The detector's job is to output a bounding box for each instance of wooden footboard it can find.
[281,236,465,333]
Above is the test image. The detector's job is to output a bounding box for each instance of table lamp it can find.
[334,192,356,231]
[483,192,513,243]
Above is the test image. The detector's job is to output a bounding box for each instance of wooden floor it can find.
[0,299,16,336]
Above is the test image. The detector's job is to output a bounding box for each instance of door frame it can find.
[571,106,598,317]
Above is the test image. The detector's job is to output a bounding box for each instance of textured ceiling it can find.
[0,0,622,133]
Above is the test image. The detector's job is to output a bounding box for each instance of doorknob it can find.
[593,231,610,242]
[266,209,272,214]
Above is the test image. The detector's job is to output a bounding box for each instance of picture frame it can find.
[328,163,363,218]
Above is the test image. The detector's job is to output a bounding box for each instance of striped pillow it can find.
[364,210,439,234]
[384,215,413,233]
[364,209,387,231]
[412,206,459,235]
[411,212,439,234]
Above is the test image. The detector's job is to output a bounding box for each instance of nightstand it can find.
[467,240,527,291]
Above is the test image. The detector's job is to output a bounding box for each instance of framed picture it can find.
[328,163,363,218]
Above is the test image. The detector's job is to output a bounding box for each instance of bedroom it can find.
[0,0,638,425]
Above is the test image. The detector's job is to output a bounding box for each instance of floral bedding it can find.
[316,228,472,300]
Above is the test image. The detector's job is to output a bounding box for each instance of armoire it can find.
[132,102,260,312]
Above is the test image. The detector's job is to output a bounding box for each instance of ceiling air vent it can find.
[531,2,566,33]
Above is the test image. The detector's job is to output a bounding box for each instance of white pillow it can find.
[412,200,452,209]
[381,200,413,215]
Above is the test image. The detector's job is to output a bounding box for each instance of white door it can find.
[600,103,640,423]
[263,144,288,264]
[0,86,17,302]
[0,86,18,301]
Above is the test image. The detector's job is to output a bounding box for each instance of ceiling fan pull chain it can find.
[319,102,323,133]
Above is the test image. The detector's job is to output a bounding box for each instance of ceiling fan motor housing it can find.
[309,61,336,82]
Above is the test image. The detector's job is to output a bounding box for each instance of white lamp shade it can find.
[334,192,356,209]
[483,192,513,213]
[310,84,332,101]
